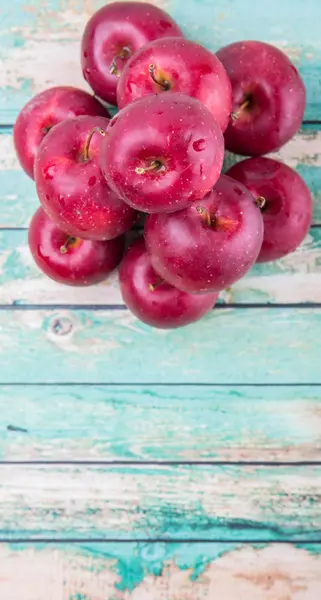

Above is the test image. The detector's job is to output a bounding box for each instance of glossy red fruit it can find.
[81,1,183,105]
[28,207,125,286]
[145,174,264,293]
[216,41,306,155]
[100,93,224,214]
[226,157,312,262]
[119,238,218,328]
[14,86,108,179]
[117,37,232,131]
[34,116,138,241]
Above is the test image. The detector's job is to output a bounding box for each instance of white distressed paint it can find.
[0,465,319,533]
[2,130,321,173]
[0,545,118,600]
[1,0,168,99]
[2,38,92,97]
[128,546,321,600]
[0,544,320,599]
[224,131,321,170]
[223,273,321,304]
[2,234,321,305]
[0,136,20,171]
[271,131,321,167]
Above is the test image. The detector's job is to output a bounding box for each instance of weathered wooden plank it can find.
[1,128,321,228]
[0,229,121,306]
[2,227,321,306]
[0,464,320,540]
[0,307,320,384]
[1,384,320,462]
[0,542,321,598]
[1,0,320,123]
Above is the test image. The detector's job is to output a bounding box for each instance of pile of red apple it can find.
[14,1,312,328]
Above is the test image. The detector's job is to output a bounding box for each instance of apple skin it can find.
[226,157,312,262]
[216,41,306,155]
[13,86,108,179]
[34,115,138,241]
[28,207,125,286]
[81,1,183,105]
[117,37,232,132]
[144,174,264,294]
[119,237,218,328]
[100,93,224,214]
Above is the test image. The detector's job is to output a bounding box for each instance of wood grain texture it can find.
[1,0,320,123]
[1,384,320,462]
[1,0,321,594]
[1,464,321,541]
[0,542,321,598]
[1,127,321,228]
[3,227,321,306]
[0,307,320,384]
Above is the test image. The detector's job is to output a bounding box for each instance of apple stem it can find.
[148,277,164,292]
[149,64,171,91]
[135,160,164,175]
[60,236,77,254]
[196,206,213,227]
[110,46,131,76]
[255,196,266,210]
[231,98,250,121]
[83,127,106,162]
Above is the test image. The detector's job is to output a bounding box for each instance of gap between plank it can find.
[1,120,321,131]
[0,538,319,544]
[0,460,319,466]
[2,223,321,232]
[2,302,321,310]
[1,382,321,387]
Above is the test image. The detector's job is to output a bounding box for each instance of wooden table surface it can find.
[0,0,321,597]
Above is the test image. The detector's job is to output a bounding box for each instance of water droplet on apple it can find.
[193,138,206,152]
[43,164,55,180]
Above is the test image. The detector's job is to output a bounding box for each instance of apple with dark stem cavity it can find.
[145,174,264,293]
[28,207,125,286]
[226,157,312,262]
[117,37,232,132]
[100,93,224,214]
[14,86,109,179]
[81,1,183,105]
[216,41,306,155]
[34,115,138,240]
[119,238,218,328]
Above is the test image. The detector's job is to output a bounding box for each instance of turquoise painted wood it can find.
[2,228,321,305]
[1,0,321,596]
[0,308,320,384]
[1,0,321,123]
[1,542,320,597]
[1,464,321,541]
[1,384,320,462]
[1,126,321,228]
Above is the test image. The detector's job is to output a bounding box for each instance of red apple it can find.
[117,37,232,132]
[28,207,124,286]
[81,1,183,105]
[34,115,138,241]
[216,41,306,155]
[100,93,224,214]
[145,174,264,293]
[226,157,312,262]
[119,238,218,328]
[14,86,108,179]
